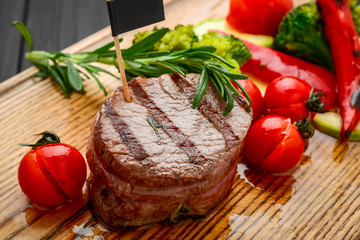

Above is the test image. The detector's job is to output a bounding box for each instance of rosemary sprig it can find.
[146,115,163,142]
[14,21,251,116]
[169,203,193,223]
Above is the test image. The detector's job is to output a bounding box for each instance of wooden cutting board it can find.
[0,0,359,239]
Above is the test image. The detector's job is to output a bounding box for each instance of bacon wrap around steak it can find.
[86,73,252,227]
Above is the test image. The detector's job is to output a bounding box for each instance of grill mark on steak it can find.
[169,74,240,150]
[234,95,250,111]
[131,79,206,164]
[104,101,149,161]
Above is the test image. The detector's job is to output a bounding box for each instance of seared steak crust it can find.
[87,74,252,227]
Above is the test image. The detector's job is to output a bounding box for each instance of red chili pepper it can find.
[241,40,338,110]
[316,0,360,141]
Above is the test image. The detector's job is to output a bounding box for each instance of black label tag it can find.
[107,0,165,36]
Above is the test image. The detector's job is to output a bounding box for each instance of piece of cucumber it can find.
[194,18,274,47]
[313,112,360,141]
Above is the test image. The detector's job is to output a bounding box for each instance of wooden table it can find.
[1,0,360,239]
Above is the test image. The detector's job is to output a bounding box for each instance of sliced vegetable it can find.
[316,0,360,141]
[226,0,293,36]
[313,112,360,141]
[18,132,87,208]
[241,40,338,110]
[244,115,304,173]
[194,18,274,47]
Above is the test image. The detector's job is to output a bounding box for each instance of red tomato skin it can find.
[244,115,291,165]
[258,124,304,172]
[265,104,310,123]
[18,143,87,208]
[18,150,67,207]
[244,115,303,172]
[226,0,293,36]
[36,144,87,199]
[265,77,312,108]
[232,79,265,122]
[264,76,314,122]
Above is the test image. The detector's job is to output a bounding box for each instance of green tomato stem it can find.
[19,132,61,149]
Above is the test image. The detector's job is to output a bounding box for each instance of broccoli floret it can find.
[274,2,335,72]
[193,31,251,73]
[274,1,360,72]
[133,25,198,51]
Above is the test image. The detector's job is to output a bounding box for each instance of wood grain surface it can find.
[1,0,360,239]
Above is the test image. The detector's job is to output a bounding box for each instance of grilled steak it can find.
[87,73,252,227]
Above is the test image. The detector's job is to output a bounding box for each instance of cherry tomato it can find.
[232,79,265,122]
[244,115,304,172]
[226,0,293,36]
[241,40,338,110]
[264,76,326,123]
[18,133,87,208]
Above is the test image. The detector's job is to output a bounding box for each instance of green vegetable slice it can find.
[313,112,360,141]
[193,18,274,47]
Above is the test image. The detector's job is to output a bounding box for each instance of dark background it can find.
[0,0,109,82]
[2,1,360,83]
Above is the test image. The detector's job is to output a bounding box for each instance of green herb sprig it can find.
[169,203,193,223]
[14,21,251,115]
[147,115,163,142]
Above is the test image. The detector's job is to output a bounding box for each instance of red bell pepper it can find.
[241,40,338,110]
[316,0,360,141]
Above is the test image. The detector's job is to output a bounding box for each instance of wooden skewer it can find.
[113,35,131,102]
